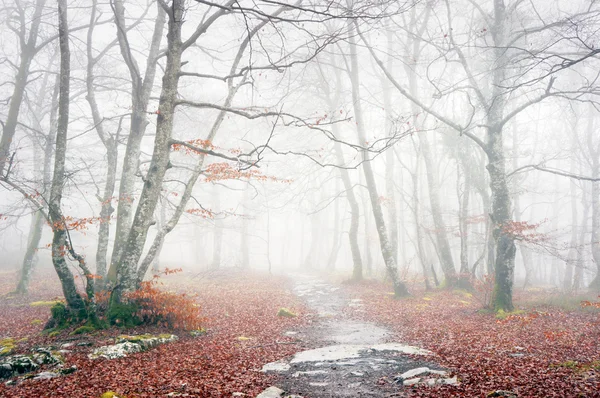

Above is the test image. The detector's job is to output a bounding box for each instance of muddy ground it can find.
[260,275,451,398]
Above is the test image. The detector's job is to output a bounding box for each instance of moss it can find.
[453,289,473,298]
[100,392,126,398]
[46,330,60,338]
[70,325,98,335]
[0,337,15,356]
[277,308,297,317]
[50,302,69,327]
[107,303,141,327]
[31,319,42,325]
[495,309,525,320]
[29,300,63,307]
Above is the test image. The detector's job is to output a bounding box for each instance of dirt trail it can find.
[260,274,447,398]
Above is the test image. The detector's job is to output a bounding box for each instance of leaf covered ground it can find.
[343,281,600,398]
[1,269,599,397]
[0,269,307,398]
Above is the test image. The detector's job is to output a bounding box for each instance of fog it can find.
[1,0,599,305]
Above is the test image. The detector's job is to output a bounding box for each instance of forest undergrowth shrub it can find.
[122,269,204,331]
[472,274,495,309]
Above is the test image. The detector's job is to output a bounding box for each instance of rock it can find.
[116,334,178,350]
[403,378,421,386]
[4,379,15,386]
[231,393,245,397]
[77,342,93,347]
[0,355,39,379]
[89,342,143,360]
[256,386,285,398]
[261,360,291,372]
[90,335,178,360]
[395,366,447,383]
[441,376,458,385]
[60,343,74,349]
[190,329,207,337]
[277,308,297,317]
[308,382,329,387]
[488,391,518,398]
[34,371,60,380]
[32,348,63,365]
[59,365,77,375]
[292,370,328,377]
[349,371,364,377]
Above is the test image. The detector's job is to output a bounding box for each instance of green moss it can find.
[46,330,60,338]
[277,308,297,317]
[107,303,141,327]
[29,300,63,307]
[30,319,42,325]
[495,309,525,320]
[50,302,69,327]
[0,337,15,356]
[70,325,97,335]
[100,392,126,398]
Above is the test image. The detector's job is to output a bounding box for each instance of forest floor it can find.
[0,268,599,397]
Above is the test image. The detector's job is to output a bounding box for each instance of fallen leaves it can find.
[345,282,600,397]
[0,270,306,397]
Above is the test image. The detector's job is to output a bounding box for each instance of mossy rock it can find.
[30,319,42,325]
[277,308,297,317]
[46,330,60,338]
[0,338,15,356]
[190,328,207,337]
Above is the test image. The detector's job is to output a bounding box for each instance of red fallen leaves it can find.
[0,270,306,398]
[344,283,600,398]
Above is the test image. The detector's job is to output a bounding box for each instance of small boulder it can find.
[277,308,297,317]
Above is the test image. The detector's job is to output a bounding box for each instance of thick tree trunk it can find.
[108,1,165,282]
[113,1,183,302]
[50,0,96,318]
[348,18,408,296]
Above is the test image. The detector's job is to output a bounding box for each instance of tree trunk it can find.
[112,1,183,302]
[108,0,165,282]
[348,18,408,296]
[51,0,96,319]
[0,0,46,176]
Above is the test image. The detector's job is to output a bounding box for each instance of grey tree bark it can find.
[348,17,408,296]
[0,0,46,176]
[50,0,97,321]
[107,0,166,282]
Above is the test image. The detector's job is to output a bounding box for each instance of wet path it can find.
[260,275,451,398]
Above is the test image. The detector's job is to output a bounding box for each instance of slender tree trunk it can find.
[319,56,363,281]
[457,159,472,289]
[0,0,46,176]
[15,69,58,294]
[348,17,408,296]
[211,191,223,269]
[327,178,342,269]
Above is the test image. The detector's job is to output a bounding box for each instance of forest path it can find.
[259,274,446,398]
